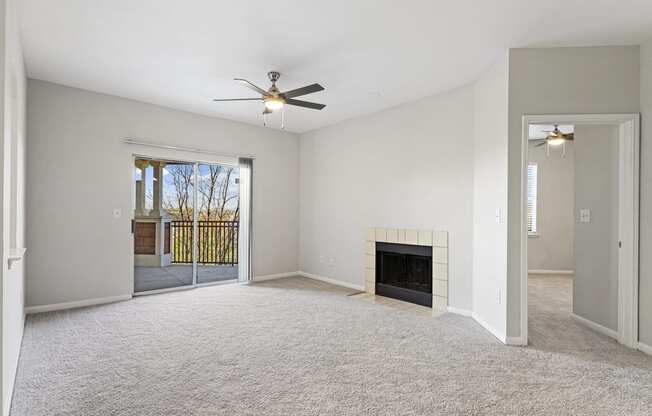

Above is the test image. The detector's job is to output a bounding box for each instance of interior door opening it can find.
[521,114,639,350]
[132,157,240,294]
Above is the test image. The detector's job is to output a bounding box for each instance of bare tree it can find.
[216,168,239,221]
[215,168,239,261]
[164,164,194,221]
[198,165,222,221]
[163,164,240,264]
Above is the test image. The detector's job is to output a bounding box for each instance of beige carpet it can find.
[10,276,652,415]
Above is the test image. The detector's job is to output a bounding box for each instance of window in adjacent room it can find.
[527,163,538,236]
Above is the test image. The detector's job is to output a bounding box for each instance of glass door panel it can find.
[133,158,195,292]
[196,163,240,284]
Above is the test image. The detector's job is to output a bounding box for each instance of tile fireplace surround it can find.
[365,228,449,312]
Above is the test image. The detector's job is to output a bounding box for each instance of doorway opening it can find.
[520,114,639,350]
[132,157,241,294]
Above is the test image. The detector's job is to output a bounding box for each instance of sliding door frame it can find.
[130,154,241,295]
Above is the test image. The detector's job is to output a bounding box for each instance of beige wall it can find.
[472,53,509,339]
[507,46,641,338]
[0,0,27,413]
[527,141,574,271]
[572,125,619,332]
[299,85,475,311]
[639,39,652,347]
[26,80,300,308]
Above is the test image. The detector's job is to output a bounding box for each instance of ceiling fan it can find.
[531,124,574,147]
[531,124,574,157]
[212,71,325,128]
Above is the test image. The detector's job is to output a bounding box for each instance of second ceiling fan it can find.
[213,71,325,128]
[531,124,574,157]
[531,124,574,147]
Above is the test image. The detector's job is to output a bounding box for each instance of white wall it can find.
[639,39,652,347]
[527,141,574,271]
[26,80,299,308]
[572,125,619,331]
[472,53,509,339]
[299,85,474,310]
[507,46,641,338]
[0,0,26,413]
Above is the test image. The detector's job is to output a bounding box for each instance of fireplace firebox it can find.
[375,242,432,307]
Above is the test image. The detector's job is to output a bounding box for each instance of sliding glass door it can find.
[132,157,240,293]
[196,162,239,284]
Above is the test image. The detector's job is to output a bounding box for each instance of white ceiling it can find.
[19,1,652,133]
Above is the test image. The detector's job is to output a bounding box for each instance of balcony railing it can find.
[170,220,239,265]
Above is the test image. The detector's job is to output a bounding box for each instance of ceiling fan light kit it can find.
[213,71,325,129]
[264,96,284,111]
[532,124,574,158]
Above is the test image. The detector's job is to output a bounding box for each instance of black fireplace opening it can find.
[376,242,432,307]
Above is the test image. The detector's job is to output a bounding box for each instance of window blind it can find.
[527,163,538,234]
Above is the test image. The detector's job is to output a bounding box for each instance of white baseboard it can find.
[446,306,473,317]
[571,313,618,339]
[448,308,525,345]
[449,309,525,345]
[528,269,574,275]
[298,271,365,292]
[253,271,300,282]
[471,312,507,344]
[506,336,527,346]
[636,341,652,356]
[25,294,132,314]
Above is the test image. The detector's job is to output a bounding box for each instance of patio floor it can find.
[134,264,238,292]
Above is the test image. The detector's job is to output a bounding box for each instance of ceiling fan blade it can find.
[282,83,324,98]
[234,78,269,96]
[212,98,263,102]
[535,142,548,147]
[285,98,326,110]
[565,133,574,140]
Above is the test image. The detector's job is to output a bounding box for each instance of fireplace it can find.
[365,228,448,312]
[376,242,432,307]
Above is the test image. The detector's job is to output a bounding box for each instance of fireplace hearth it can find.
[376,242,432,307]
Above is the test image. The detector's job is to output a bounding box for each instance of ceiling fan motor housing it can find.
[268,71,281,84]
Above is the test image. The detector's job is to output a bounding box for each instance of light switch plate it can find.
[580,208,590,223]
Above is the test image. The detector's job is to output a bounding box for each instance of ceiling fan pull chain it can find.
[281,106,285,130]
[262,112,267,127]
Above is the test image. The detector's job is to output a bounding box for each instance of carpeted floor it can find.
[11,276,652,415]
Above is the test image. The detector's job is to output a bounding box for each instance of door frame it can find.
[520,113,640,348]
[130,154,241,295]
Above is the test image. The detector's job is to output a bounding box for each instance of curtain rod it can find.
[123,138,255,159]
